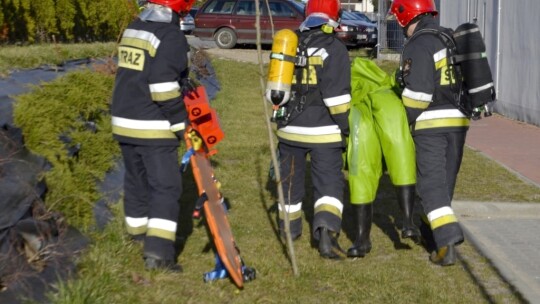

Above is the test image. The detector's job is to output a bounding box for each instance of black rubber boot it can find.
[419,218,437,253]
[347,204,372,258]
[318,227,346,260]
[395,185,421,243]
[430,244,457,266]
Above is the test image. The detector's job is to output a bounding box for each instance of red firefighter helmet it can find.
[300,0,341,30]
[389,0,438,27]
[148,0,195,15]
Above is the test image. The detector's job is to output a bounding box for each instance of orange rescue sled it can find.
[182,86,255,288]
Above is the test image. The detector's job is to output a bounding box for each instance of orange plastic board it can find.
[184,121,243,288]
[193,152,244,288]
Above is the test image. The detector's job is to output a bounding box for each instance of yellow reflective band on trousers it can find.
[314,204,342,219]
[279,210,302,221]
[147,228,176,241]
[414,117,470,131]
[277,131,342,144]
[430,214,458,230]
[126,225,147,235]
[314,196,343,219]
[278,202,302,221]
[125,216,148,235]
[146,218,177,241]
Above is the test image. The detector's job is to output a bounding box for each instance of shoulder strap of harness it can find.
[282,31,334,125]
[402,28,469,115]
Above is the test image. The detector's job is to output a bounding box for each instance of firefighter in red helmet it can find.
[111,0,196,272]
[389,0,470,266]
[274,0,351,259]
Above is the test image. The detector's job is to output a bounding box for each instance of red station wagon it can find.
[194,0,305,49]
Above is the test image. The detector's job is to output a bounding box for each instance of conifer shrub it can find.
[13,69,119,229]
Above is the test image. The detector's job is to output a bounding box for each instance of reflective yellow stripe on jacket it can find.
[414,109,470,131]
[112,116,179,139]
[277,125,342,144]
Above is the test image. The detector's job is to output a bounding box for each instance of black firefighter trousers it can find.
[278,143,345,241]
[120,144,182,261]
[414,131,467,249]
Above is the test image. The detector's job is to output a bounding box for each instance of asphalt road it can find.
[187,35,271,64]
[187,35,217,49]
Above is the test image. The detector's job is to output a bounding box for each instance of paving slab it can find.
[454,201,540,303]
[467,115,540,188]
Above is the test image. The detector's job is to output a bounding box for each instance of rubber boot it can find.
[430,244,456,266]
[419,217,436,253]
[347,204,372,258]
[395,185,420,243]
[318,227,346,260]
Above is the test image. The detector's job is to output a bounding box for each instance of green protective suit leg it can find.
[347,75,382,205]
[347,203,373,258]
[370,88,416,187]
[348,58,416,204]
[348,58,418,252]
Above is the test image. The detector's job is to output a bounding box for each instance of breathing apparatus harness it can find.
[276,30,335,126]
[401,28,465,113]
[399,24,495,119]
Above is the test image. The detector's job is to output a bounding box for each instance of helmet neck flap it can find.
[299,0,341,32]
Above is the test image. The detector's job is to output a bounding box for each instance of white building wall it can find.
[341,0,374,12]
[439,0,540,126]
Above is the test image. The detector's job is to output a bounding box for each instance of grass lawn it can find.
[5,43,539,303]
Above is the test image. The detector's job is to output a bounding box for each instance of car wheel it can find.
[214,28,237,49]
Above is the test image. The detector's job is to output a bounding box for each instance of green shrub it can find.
[0,0,138,43]
[13,69,119,229]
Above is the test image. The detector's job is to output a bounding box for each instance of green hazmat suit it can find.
[347,58,416,205]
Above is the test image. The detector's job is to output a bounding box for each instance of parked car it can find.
[180,14,195,34]
[350,11,376,24]
[193,0,305,49]
[336,11,377,48]
[189,7,199,18]
[180,8,199,35]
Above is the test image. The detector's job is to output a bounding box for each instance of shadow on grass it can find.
[341,174,416,252]
[175,165,197,256]
[256,150,292,261]
[176,158,238,257]
[259,154,416,253]
[255,147,522,302]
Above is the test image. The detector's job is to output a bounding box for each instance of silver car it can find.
[180,13,195,34]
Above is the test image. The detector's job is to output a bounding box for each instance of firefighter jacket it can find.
[400,17,470,134]
[111,14,189,146]
[276,29,351,148]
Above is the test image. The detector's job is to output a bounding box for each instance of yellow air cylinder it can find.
[265,29,298,107]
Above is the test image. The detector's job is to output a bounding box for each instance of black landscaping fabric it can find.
[0,50,220,302]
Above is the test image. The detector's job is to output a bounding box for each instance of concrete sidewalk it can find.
[454,201,540,303]
[456,114,540,303]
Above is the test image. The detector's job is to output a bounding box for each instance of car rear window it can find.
[268,1,297,17]
[236,0,257,15]
[202,0,237,14]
